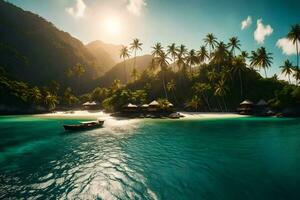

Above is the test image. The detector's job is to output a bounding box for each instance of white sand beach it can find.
[37,110,245,121]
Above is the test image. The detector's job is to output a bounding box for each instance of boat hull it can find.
[63,121,104,131]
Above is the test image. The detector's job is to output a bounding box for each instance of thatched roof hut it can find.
[240,100,253,105]
[238,100,254,115]
[126,103,138,108]
[82,101,97,106]
[149,100,159,107]
[122,103,138,113]
[82,101,99,110]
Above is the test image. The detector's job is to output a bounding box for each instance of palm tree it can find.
[131,68,139,82]
[111,79,121,91]
[197,46,209,64]
[250,47,273,78]
[212,42,229,65]
[120,46,130,83]
[293,67,300,85]
[214,79,228,112]
[30,87,42,104]
[280,60,294,84]
[227,37,241,56]
[203,33,218,57]
[150,43,164,74]
[207,69,218,83]
[232,56,246,99]
[156,51,170,99]
[287,24,300,69]
[167,80,177,103]
[152,43,164,57]
[130,38,143,70]
[186,49,199,74]
[185,95,201,112]
[44,92,58,111]
[240,51,249,66]
[176,45,188,71]
[167,43,178,69]
[193,83,212,111]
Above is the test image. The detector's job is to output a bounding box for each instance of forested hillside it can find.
[0,0,101,91]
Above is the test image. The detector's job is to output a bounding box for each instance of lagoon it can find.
[1,114,300,199]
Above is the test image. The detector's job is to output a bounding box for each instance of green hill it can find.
[0,0,102,92]
[86,40,123,74]
[95,55,153,87]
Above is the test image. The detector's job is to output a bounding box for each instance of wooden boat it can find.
[63,120,104,131]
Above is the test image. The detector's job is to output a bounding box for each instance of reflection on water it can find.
[1,115,300,199]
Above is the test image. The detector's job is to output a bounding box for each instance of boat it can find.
[63,120,104,131]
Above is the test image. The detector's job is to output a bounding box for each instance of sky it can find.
[6,0,300,78]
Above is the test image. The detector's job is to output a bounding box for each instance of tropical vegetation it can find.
[1,21,300,114]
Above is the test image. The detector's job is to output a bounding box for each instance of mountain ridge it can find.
[0,0,100,92]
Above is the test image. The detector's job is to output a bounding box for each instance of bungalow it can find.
[122,103,138,113]
[148,100,160,112]
[238,100,253,115]
[82,101,100,110]
[141,104,149,112]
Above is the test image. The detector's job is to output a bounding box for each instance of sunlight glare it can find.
[104,17,121,35]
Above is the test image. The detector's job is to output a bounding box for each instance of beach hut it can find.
[82,101,99,110]
[148,100,160,112]
[238,100,254,115]
[140,104,149,112]
[122,103,138,113]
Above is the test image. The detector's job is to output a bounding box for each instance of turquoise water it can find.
[1,115,300,199]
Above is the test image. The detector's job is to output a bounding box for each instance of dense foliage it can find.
[1,0,300,114]
[0,0,103,92]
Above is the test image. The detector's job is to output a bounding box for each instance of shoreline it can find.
[31,110,246,120]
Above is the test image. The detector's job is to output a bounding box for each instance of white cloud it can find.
[126,0,146,16]
[254,19,273,44]
[276,37,299,55]
[241,16,252,30]
[278,72,297,84]
[66,0,86,18]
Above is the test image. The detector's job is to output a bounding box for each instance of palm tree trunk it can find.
[203,94,211,111]
[173,56,176,71]
[264,68,267,78]
[124,59,127,83]
[239,70,243,100]
[217,98,223,112]
[288,74,291,84]
[133,50,137,70]
[296,41,299,69]
[162,70,168,99]
[172,89,178,104]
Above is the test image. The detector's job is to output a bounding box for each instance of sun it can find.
[104,17,121,35]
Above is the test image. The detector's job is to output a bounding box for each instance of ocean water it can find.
[1,115,300,199]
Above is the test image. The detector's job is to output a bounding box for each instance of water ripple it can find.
[1,117,300,199]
